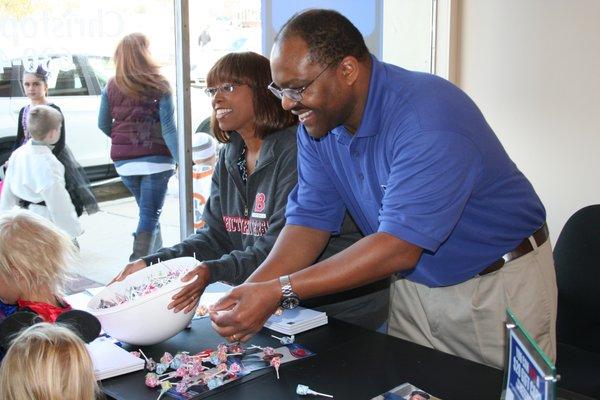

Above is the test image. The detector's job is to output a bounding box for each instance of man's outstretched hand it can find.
[209,280,281,342]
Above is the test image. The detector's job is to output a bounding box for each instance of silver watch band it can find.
[279,275,294,297]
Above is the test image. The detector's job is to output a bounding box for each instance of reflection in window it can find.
[87,56,114,90]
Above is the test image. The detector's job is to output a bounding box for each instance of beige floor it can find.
[76,192,183,285]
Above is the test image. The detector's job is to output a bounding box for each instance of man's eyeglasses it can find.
[204,83,240,98]
[268,59,338,102]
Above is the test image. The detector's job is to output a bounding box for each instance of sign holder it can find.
[502,308,558,400]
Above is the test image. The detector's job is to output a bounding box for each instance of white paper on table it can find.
[64,291,93,311]
[87,337,144,380]
[85,286,106,297]
[192,291,228,319]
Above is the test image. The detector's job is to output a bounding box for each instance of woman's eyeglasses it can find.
[204,83,240,98]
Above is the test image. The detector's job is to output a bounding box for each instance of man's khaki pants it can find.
[388,240,557,369]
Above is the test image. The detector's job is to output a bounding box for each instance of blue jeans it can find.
[120,170,172,234]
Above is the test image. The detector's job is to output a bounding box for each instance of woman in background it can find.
[98,32,178,260]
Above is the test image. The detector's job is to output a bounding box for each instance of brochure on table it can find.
[264,306,328,335]
[502,308,557,400]
[165,343,315,399]
[371,382,441,399]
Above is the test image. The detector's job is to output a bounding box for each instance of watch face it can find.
[281,296,300,310]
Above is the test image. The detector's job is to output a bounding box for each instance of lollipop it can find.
[160,352,174,365]
[206,376,224,390]
[270,356,281,379]
[263,346,275,356]
[228,362,242,375]
[177,352,191,364]
[271,334,295,345]
[138,349,156,371]
[170,356,182,370]
[218,363,228,373]
[207,351,221,365]
[155,362,169,375]
[175,378,191,394]
[145,373,160,388]
[227,342,244,354]
[156,380,173,400]
[296,384,334,398]
[145,372,178,388]
[175,366,188,378]
[146,358,157,371]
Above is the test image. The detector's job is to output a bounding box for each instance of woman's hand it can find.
[168,263,211,313]
[109,259,147,284]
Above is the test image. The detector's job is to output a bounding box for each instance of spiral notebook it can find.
[87,337,145,380]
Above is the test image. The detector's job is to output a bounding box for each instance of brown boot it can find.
[129,231,154,262]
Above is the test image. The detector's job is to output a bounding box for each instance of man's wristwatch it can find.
[278,275,300,310]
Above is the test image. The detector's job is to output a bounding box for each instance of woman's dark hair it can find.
[22,64,49,83]
[206,52,296,143]
[22,64,50,97]
[276,9,370,66]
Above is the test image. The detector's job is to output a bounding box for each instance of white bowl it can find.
[88,257,200,345]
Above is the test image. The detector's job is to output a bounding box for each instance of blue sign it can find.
[269,0,379,36]
[506,329,549,400]
[261,0,383,57]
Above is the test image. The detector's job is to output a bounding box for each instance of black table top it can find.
[99,316,593,400]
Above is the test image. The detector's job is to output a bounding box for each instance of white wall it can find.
[383,0,433,72]
[454,0,600,243]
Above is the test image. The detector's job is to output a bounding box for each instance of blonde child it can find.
[0,323,100,400]
[0,106,83,239]
[0,210,76,322]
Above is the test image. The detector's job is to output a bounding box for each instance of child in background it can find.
[192,131,217,167]
[12,64,97,217]
[0,323,100,400]
[0,210,77,323]
[0,105,83,239]
[191,131,216,231]
[164,131,216,232]
[14,65,66,155]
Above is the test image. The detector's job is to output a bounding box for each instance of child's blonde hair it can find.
[27,104,62,141]
[0,210,76,297]
[0,323,100,400]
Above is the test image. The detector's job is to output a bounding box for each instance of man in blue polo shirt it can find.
[211,9,557,369]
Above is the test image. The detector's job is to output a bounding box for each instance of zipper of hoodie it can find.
[243,173,251,217]
[243,159,257,218]
[239,142,274,219]
[228,155,249,218]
